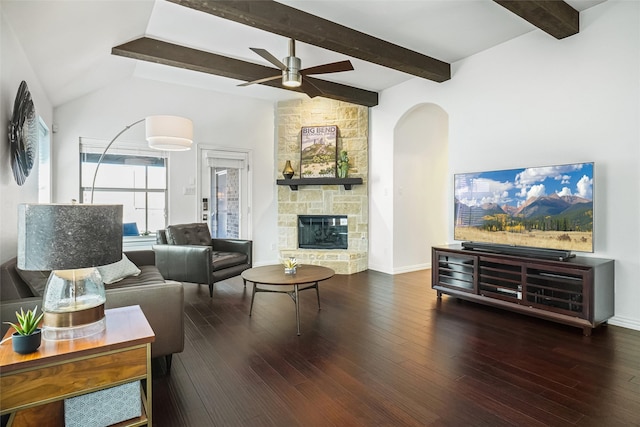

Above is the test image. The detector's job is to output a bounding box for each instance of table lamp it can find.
[18,203,123,340]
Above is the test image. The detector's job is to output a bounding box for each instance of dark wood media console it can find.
[431,245,615,336]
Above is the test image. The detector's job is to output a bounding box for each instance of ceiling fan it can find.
[238,39,354,98]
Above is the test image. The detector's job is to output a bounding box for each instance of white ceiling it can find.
[2,0,605,107]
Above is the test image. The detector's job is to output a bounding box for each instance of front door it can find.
[199,148,251,239]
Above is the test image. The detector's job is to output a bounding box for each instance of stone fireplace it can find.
[277,98,368,274]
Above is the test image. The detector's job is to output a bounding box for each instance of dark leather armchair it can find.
[153,223,252,297]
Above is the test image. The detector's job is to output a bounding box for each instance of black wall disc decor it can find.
[8,80,37,185]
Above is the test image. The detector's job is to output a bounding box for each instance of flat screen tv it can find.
[454,162,594,255]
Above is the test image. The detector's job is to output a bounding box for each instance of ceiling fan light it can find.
[282,71,302,87]
[282,56,302,87]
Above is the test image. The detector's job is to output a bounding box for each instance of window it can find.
[80,140,168,235]
[38,118,51,203]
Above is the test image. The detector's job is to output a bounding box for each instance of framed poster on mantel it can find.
[300,125,337,178]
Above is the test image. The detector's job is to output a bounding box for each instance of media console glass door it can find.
[433,251,476,293]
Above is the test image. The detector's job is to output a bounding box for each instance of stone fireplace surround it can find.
[277,98,368,274]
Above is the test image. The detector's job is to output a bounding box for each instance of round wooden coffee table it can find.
[241,264,335,335]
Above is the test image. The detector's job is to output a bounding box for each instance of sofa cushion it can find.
[212,252,248,270]
[15,268,50,297]
[166,223,211,246]
[156,229,168,244]
[97,254,141,284]
[105,265,165,289]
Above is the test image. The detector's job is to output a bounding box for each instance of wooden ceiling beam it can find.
[494,0,579,39]
[168,0,451,83]
[112,37,379,107]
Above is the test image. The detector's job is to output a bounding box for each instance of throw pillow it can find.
[16,268,50,297]
[97,254,141,285]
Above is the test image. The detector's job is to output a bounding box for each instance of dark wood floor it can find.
[152,269,640,426]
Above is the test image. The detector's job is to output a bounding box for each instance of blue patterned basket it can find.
[64,381,141,427]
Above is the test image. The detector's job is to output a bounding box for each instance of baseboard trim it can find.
[368,263,431,275]
[367,264,393,275]
[393,263,431,275]
[608,315,640,332]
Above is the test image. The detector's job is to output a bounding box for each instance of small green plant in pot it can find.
[4,306,44,354]
[283,257,298,274]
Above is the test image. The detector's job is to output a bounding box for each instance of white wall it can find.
[0,8,54,263]
[393,104,449,272]
[53,77,279,265]
[370,1,640,329]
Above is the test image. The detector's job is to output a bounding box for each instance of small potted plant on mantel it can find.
[3,306,44,354]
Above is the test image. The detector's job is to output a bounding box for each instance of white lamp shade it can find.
[145,115,193,151]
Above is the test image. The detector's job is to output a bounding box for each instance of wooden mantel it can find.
[277,177,363,191]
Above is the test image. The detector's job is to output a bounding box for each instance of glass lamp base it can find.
[41,267,108,340]
[43,317,106,341]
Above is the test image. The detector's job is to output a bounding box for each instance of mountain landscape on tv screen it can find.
[455,194,593,228]
[454,163,594,252]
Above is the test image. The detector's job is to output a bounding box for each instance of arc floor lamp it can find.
[18,115,193,341]
[90,115,193,203]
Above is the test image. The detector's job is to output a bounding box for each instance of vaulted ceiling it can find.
[2,0,605,107]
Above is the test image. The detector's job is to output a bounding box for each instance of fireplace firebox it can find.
[298,215,348,249]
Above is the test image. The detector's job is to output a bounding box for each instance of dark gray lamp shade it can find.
[18,204,123,271]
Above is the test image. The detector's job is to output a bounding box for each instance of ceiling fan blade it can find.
[250,48,287,70]
[301,79,323,98]
[301,60,354,76]
[237,74,282,87]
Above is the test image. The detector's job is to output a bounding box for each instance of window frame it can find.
[79,139,169,235]
[37,117,52,203]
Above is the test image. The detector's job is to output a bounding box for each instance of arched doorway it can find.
[393,103,449,272]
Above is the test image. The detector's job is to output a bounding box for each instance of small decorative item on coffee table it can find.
[283,257,298,274]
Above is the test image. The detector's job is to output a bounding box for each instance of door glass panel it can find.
[211,168,240,238]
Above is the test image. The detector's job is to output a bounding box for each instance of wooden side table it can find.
[0,305,155,426]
